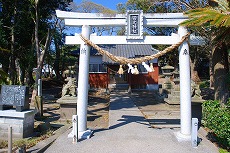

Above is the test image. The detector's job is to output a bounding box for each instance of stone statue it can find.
[62,64,78,78]
[62,77,77,97]
[191,81,201,98]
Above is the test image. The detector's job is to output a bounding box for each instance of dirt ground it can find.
[0,78,219,151]
[87,90,109,129]
[25,78,223,151]
[39,78,212,129]
[38,79,110,129]
[40,80,170,130]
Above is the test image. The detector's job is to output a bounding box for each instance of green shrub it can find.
[219,148,230,153]
[0,69,9,85]
[0,140,8,149]
[199,80,210,88]
[202,100,230,149]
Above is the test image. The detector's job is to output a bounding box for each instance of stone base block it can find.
[57,96,77,121]
[68,129,93,140]
[175,131,191,142]
[0,109,35,139]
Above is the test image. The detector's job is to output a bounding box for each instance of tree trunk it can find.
[9,55,16,84]
[9,1,17,84]
[53,36,62,80]
[20,68,25,85]
[31,0,40,107]
[35,0,40,85]
[26,69,35,87]
[209,50,214,88]
[190,60,201,83]
[212,42,229,104]
[31,0,51,117]
[190,48,201,83]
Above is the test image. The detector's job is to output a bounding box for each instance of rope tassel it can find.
[150,63,154,72]
[133,65,139,75]
[117,65,124,75]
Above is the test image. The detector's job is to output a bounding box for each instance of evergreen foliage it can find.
[202,100,230,150]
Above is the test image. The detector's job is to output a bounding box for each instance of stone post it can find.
[176,26,191,141]
[35,96,43,117]
[191,118,198,147]
[36,79,43,117]
[72,115,78,143]
[8,126,12,153]
[38,79,42,96]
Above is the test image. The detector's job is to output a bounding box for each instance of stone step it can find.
[164,97,205,105]
[171,90,180,94]
[164,98,180,105]
[108,84,129,91]
[167,94,180,99]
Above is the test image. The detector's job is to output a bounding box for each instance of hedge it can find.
[202,100,230,149]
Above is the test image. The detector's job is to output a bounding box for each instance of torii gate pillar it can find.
[176,26,191,141]
[78,25,91,133]
[68,25,93,139]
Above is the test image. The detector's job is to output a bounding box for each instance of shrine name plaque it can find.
[126,10,143,40]
[0,85,29,112]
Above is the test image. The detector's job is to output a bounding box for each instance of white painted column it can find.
[77,25,91,132]
[177,26,191,141]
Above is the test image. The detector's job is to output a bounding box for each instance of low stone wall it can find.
[0,109,35,139]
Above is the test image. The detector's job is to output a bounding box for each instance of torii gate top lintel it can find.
[56,10,187,19]
[57,10,206,46]
[56,10,204,45]
[56,10,188,27]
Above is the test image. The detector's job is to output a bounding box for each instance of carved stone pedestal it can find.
[57,96,77,121]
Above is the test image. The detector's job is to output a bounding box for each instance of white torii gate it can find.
[56,10,204,141]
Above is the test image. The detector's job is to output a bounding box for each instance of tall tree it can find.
[0,0,72,86]
[29,0,72,116]
[0,0,16,84]
[51,15,72,80]
[0,20,9,84]
[181,0,230,104]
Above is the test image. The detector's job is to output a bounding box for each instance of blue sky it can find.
[74,0,127,10]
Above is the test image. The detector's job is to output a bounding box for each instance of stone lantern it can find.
[161,65,174,78]
[172,69,180,85]
[161,65,174,96]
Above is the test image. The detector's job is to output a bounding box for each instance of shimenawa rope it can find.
[79,33,190,65]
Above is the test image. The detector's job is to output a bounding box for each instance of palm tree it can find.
[181,0,230,42]
[181,0,230,104]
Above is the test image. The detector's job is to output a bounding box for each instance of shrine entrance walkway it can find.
[45,91,218,153]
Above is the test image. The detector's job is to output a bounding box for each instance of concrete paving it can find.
[44,91,219,153]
